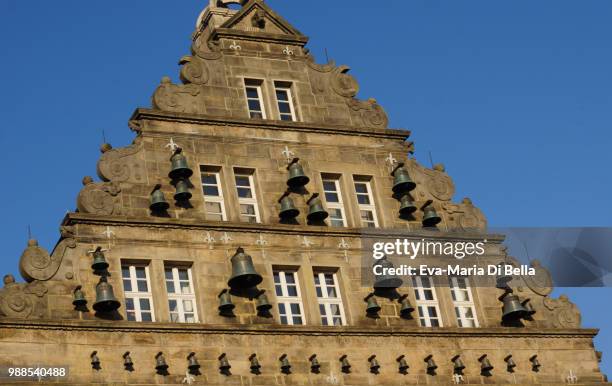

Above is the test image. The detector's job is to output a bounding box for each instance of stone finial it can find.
[27,239,38,247]
[433,163,445,172]
[3,274,15,286]
[462,197,473,206]
[82,176,94,186]
[100,143,113,153]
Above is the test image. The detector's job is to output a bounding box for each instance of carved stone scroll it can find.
[441,197,487,232]
[77,179,122,216]
[331,65,359,98]
[152,77,201,114]
[96,142,144,183]
[543,295,581,328]
[347,98,389,129]
[180,56,210,85]
[0,275,47,319]
[19,240,62,282]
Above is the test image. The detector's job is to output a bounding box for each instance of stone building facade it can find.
[0,0,607,385]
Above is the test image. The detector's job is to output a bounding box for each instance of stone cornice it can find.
[130,108,411,141]
[212,28,309,45]
[0,319,599,339]
[62,212,504,242]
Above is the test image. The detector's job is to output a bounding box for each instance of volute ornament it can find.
[543,295,581,328]
[422,166,455,202]
[441,197,487,231]
[521,259,553,296]
[153,77,201,114]
[191,38,223,61]
[97,142,144,183]
[305,51,335,73]
[77,180,122,216]
[19,240,62,282]
[180,56,210,85]
[331,65,359,98]
[0,275,48,319]
[347,98,389,129]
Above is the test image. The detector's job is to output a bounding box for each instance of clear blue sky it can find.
[1,0,610,375]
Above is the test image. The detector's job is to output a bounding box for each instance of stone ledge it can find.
[62,212,504,242]
[0,319,599,338]
[130,108,411,141]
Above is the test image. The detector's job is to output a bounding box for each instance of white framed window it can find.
[234,168,261,223]
[200,165,227,221]
[449,276,479,327]
[121,263,155,322]
[412,276,442,327]
[322,174,346,227]
[314,271,346,326]
[274,81,297,121]
[353,177,379,228]
[273,269,305,325]
[165,265,199,323]
[245,79,266,119]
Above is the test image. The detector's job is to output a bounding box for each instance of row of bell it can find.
[279,193,328,221]
[218,289,272,315]
[150,180,191,212]
[365,294,414,318]
[501,292,536,321]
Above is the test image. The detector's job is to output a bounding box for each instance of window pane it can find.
[278,102,291,114]
[324,274,334,285]
[321,317,328,326]
[285,273,295,284]
[166,280,175,294]
[237,188,252,199]
[333,317,343,326]
[183,300,194,313]
[181,282,191,294]
[250,111,263,119]
[141,312,152,322]
[235,176,250,187]
[314,275,320,285]
[357,194,370,205]
[140,298,151,311]
[330,304,341,316]
[164,269,173,280]
[276,90,288,101]
[202,174,217,184]
[424,289,434,301]
[319,304,326,315]
[427,307,438,318]
[246,88,259,99]
[360,210,374,221]
[185,314,195,323]
[178,269,188,280]
[203,186,219,196]
[290,303,301,315]
[135,267,146,279]
[278,303,286,314]
[280,114,293,121]
[431,319,440,327]
[325,192,339,203]
[123,279,132,292]
[354,183,367,193]
[205,202,222,213]
[287,285,298,297]
[122,267,130,279]
[170,313,180,322]
[169,300,178,312]
[127,311,136,321]
[323,181,337,192]
[240,204,256,215]
[327,286,337,298]
[316,287,323,297]
[125,298,134,311]
[293,316,303,325]
[280,316,288,324]
[137,280,148,293]
[248,99,262,111]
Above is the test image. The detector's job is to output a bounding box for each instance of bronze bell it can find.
[392,163,416,194]
[228,247,263,288]
[452,355,465,373]
[286,158,310,188]
[306,193,329,222]
[249,354,261,374]
[174,179,192,201]
[368,355,380,374]
[530,355,541,371]
[279,194,300,219]
[365,295,381,315]
[373,256,403,289]
[91,351,101,369]
[91,246,109,272]
[73,286,87,307]
[340,355,351,373]
[399,295,415,317]
[501,292,528,321]
[425,355,437,372]
[422,202,442,227]
[93,276,120,313]
[479,355,493,373]
[279,354,291,374]
[188,352,200,372]
[256,291,273,313]
[399,194,417,216]
[218,289,235,314]
[155,352,169,372]
[504,355,516,372]
[219,354,231,373]
[309,354,321,373]
[150,185,169,212]
[123,352,134,369]
[168,148,193,180]
[397,355,409,373]
[522,298,536,316]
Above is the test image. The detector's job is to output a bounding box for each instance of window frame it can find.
[353,177,379,228]
[321,174,347,227]
[200,165,227,221]
[314,271,347,326]
[244,79,267,119]
[274,81,298,122]
[165,265,199,323]
[273,269,305,326]
[412,276,443,327]
[449,276,479,328]
[121,263,155,322]
[233,168,261,224]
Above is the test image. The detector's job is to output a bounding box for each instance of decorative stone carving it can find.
[96,141,144,183]
[543,295,581,328]
[19,240,61,282]
[347,98,389,129]
[521,259,553,297]
[422,166,455,202]
[192,39,223,61]
[180,56,210,85]
[0,275,47,319]
[251,8,266,28]
[153,77,201,114]
[441,197,487,231]
[305,51,335,73]
[331,65,359,98]
[77,178,122,216]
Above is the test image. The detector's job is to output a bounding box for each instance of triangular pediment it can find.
[219,0,306,39]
